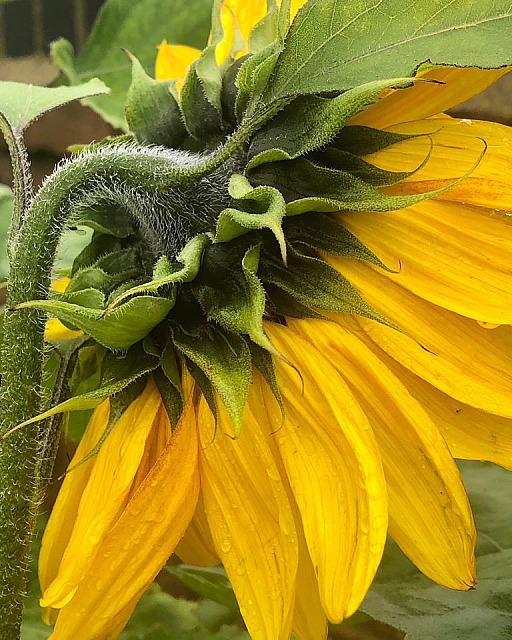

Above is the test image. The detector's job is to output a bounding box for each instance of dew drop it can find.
[221,538,232,553]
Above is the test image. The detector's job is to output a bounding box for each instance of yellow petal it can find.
[155,39,201,90]
[261,324,388,622]
[50,277,71,293]
[290,318,476,589]
[48,393,200,639]
[44,318,84,340]
[291,524,328,640]
[39,401,110,621]
[175,495,219,567]
[329,257,512,418]
[370,345,512,472]
[197,394,297,640]
[45,278,83,339]
[351,67,510,129]
[337,199,512,325]
[41,380,162,609]
[289,0,306,20]
[364,116,512,211]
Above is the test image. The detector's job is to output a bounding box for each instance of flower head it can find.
[35,1,512,638]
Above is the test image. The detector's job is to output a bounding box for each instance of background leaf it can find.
[361,461,512,640]
[0,79,109,131]
[264,0,512,102]
[52,0,214,129]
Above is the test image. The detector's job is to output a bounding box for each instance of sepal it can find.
[247,78,420,169]
[12,343,159,430]
[191,242,276,353]
[170,299,251,436]
[215,174,286,261]
[125,52,187,148]
[19,294,174,350]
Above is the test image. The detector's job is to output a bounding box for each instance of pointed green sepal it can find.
[17,294,175,350]
[260,246,391,325]
[247,78,420,169]
[104,234,211,313]
[171,313,251,436]
[125,51,188,148]
[191,243,276,354]
[9,344,158,431]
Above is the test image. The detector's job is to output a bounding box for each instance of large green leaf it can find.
[51,0,214,129]
[362,462,512,639]
[0,79,108,132]
[263,0,512,102]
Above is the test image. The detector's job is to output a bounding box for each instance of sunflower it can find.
[33,1,512,639]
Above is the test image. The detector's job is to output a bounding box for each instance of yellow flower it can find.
[155,0,305,87]
[40,40,512,640]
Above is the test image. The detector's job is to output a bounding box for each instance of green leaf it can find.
[248,78,417,169]
[50,0,213,129]
[361,462,512,640]
[0,79,109,132]
[17,295,175,350]
[166,566,238,611]
[13,344,158,430]
[120,583,248,640]
[263,0,512,102]
[125,52,188,147]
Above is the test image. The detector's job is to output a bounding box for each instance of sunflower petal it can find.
[48,393,199,638]
[155,40,201,86]
[351,67,510,128]
[371,347,512,472]
[290,318,476,589]
[197,395,297,640]
[262,324,387,622]
[329,257,512,418]
[41,381,162,609]
[291,525,328,640]
[175,495,219,567]
[39,401,110,621]
[364,117,512,211]
[337,199,512,324]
